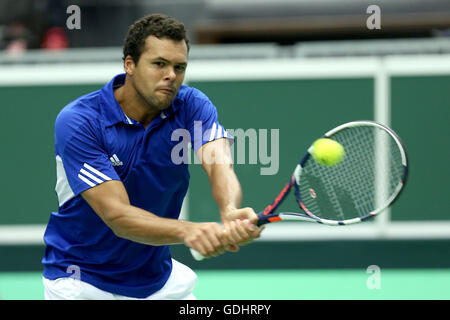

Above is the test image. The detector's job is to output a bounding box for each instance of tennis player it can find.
[41,13,263,300]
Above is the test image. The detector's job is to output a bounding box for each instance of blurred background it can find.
[0,0,449,300]
[1,0,450,50]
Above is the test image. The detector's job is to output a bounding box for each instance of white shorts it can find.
[43,259,197,300]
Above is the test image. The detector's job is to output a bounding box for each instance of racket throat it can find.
[256,212,283,226]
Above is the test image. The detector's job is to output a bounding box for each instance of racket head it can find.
[292,120,408,225]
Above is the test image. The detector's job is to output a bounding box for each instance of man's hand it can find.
[222,207,265,252]
[183,222,231,259]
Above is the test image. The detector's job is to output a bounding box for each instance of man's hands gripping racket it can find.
[191,120,408,261]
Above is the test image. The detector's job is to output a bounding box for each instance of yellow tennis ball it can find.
[311,138,345,166]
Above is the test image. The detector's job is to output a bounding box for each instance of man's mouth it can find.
[158,87,175,95]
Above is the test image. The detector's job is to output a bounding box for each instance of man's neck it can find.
[114,79,160,129]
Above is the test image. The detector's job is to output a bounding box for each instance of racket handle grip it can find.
[190,248,205,261]
[190,214,270,260]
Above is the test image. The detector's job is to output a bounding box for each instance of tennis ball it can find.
[311,138,345,166]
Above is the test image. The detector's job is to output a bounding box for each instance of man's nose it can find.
[164,67,176,81]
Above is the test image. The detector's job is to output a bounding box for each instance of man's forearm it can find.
[106,203,190,245]
[199,138,243,222]
[208,163,242,221]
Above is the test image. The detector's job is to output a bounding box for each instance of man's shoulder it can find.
[177,85,211,104]
[176,85,215,116]
[56,90,102,127]
[55,90,103,141]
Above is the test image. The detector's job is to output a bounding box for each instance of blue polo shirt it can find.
[42,73,232,298]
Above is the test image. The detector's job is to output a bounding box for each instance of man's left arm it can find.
[197,138,264,251]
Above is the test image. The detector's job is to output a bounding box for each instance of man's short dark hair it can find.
[122,13,190,64]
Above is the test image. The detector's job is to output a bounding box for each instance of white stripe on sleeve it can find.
[83,163,112,181]
[79,168,104,184]
[78,174,96,187]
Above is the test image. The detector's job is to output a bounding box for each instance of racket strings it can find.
[337,128,376,214]
[299,125,404,221]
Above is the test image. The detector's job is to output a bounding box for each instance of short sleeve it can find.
[55,110,120,198]
[185,88,234,152]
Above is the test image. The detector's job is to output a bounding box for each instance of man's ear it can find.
[124,55,136,76]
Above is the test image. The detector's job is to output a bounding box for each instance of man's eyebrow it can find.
[152,57,187,65]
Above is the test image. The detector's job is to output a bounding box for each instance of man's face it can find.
[126,35,188,111]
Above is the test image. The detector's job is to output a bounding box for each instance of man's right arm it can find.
[81,179,231,258]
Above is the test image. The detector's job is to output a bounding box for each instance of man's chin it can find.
[154,95,175,110]
[146,98,172,111]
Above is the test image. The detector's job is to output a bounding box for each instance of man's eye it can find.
[154,61,165,67]
[175,65,186,72]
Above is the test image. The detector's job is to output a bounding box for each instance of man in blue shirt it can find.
[42,13,263,299]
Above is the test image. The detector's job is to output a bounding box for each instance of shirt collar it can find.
[100,73,130,127]
[101,73,184,127]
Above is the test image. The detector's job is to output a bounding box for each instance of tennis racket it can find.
[191,120,408,261]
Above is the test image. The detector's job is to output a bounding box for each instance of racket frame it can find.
[257,120,408,226]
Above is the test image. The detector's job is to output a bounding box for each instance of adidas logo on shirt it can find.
[110,154,123,166]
